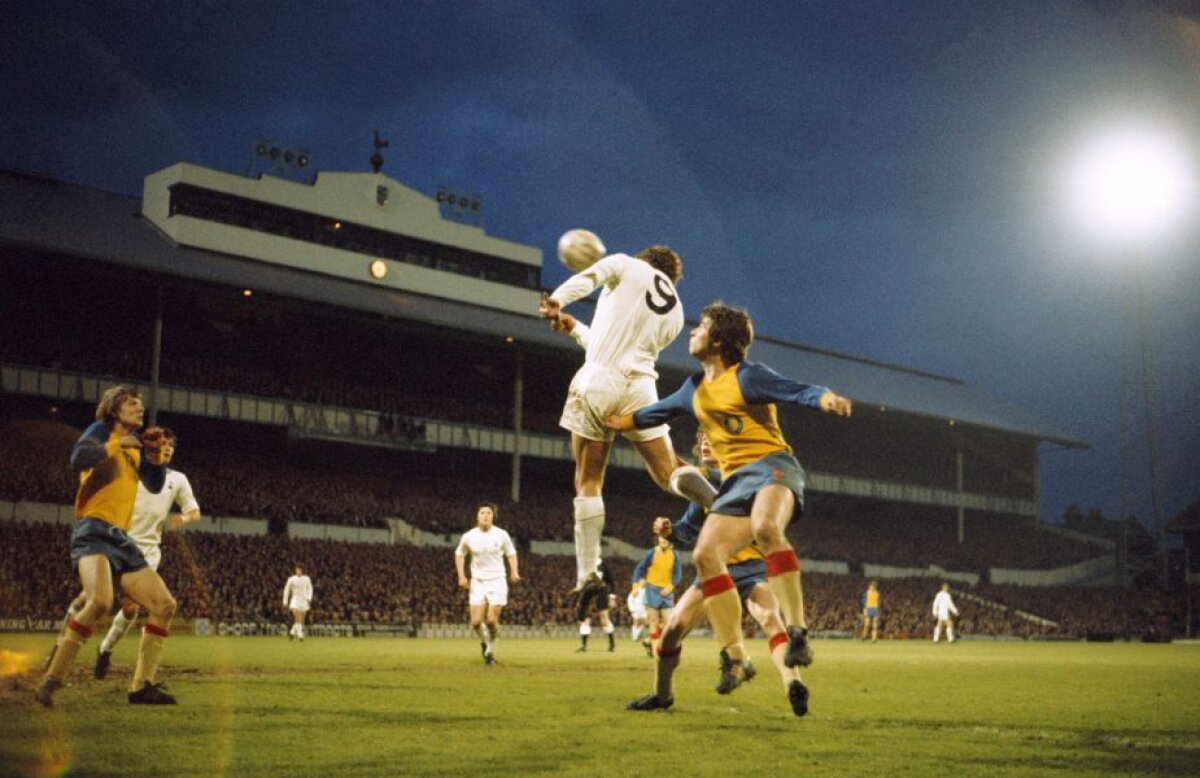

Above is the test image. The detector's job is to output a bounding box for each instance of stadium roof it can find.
[0,167,1087,448]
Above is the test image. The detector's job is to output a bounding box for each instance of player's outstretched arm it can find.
[606,374,701,431]
[819,391,853,417]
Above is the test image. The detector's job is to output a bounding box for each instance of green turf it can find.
[2,634,1198,776]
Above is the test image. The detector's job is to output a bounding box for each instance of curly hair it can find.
[635,245,682,283]
[94,385,141,425]
[700,302,754,365]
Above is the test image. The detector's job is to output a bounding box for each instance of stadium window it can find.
[165,183,540,291]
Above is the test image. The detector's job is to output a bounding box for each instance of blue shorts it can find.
[643,584,675,610]
[710,452,805,518]
[691,557,767,603]
[70,517,149,578]
[865,607,879,619]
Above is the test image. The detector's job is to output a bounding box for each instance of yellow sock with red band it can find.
[764,550,806,628]
[46,619,91,681]
[701,574,746,659]
[131,623,169,692]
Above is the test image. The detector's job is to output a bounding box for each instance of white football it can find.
[557,229,606,273]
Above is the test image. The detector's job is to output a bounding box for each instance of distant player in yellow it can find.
[609,302,851,696]
[860,580,881,642]
[36,386,178,707]
[632,532,681,655]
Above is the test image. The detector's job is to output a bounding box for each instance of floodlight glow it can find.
[1066,125,1193,245]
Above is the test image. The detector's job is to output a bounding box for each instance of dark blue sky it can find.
[4,1,1198,528]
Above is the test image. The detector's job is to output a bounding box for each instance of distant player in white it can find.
[283,565,314,641]
[46,429,200,680]
[455,502,520,665]
[932,583,959,643]
[627,582,650,653]
[540,246,717,589]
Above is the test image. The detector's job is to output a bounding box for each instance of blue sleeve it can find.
[70,422,111,473]
[671,551,682,587]
[139,453,166,494]
[632,550,652,581]
[737,361,828,409]
[631,374,701,429]
[670,504,705,548]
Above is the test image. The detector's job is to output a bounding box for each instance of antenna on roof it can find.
[370,130,389,174]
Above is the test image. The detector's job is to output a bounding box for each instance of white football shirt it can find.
[128,469,200,553]
[932,590,958,619]
[284,575,313,604]
[550,253,683,379]
[455,526,517,582]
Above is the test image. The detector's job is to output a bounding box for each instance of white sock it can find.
[933,625,941,642]
[948,627,955,642]
[100,611,134,654]
[475,624,488,643]
[631,625,643,642]
[573,496,605,585]
[486,625,497,654]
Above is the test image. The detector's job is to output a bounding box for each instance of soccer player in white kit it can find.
[454,502,520,665]
[540,246,717,590]
[46,429,200,681]
[932,583,960,643]
[627,582,650,653]
[283,565,314,641]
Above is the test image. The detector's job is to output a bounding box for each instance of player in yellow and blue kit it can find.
[609,302,851,698]
[627,431,809,716]
[36,385,179,708]
[860,580,882,642]
[632,533,681,653]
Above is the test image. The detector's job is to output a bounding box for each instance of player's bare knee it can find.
[86,592,114,615]
[692,545,722,576]
[150,592,177,620]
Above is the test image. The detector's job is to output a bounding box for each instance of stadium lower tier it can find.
[0,522,1185,639]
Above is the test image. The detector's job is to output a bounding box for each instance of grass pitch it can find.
[2,633,1198,776]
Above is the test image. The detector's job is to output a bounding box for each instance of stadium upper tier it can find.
[0,166,1086,449]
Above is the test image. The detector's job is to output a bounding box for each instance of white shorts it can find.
[289,597,311,613]
[139,544,162,572]
[935,611,954,621]
[559,364,669,443]
[627,593,647,620]
[469,577,509,607]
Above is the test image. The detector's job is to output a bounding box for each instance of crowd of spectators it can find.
[0,414,1108,572]
[2,520,1185,640]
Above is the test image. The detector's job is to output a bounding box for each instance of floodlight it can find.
[1066,125,1193,245]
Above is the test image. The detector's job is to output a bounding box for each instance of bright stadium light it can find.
[1065,124,1193,246]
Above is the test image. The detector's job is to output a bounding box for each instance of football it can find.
[557,229,606,273]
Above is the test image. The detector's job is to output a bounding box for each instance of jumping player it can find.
[454,503,520,664]
[540,246,717,589]
[608,302,851,696]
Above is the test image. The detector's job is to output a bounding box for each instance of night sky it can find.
[3,1,1198,529]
